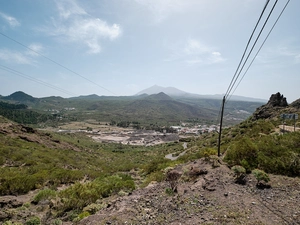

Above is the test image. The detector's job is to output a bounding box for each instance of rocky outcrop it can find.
[252,92,288,120]
[266,92,288,107]
[291,98,300,109]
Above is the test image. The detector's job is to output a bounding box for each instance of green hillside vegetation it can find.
[0,117,183,219]
[0,91,263,127]
[0,93,299,223]
[0,101,55,125]
[222,119,300,176]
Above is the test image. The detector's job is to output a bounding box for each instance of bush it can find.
[73,211,90,222]
[199,148,217,158]
[33,188,57,203]
[231,165,246,184]
[252,169,270,185]
[224,137,258,172]
[25,216,41,225]
[52,219,62,225]
[59,174,135,211]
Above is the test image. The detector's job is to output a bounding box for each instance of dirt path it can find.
[165,142,187,160]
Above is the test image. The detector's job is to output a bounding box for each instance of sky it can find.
[0,0,299,102]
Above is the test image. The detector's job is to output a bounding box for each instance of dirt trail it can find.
[165,142,187,160]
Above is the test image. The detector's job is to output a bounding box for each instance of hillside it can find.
[0,91,263,126]
[80,158,300,225]
[2,91,37,103]
[122,93,217,123]
[0,93,300,224]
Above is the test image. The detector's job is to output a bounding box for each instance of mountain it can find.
[69,94,101,100]
[2,91,37,103]
[123,92,217,123]
[0,90,265,126]
[136,85,188,96]
[144,92,174,101]
[136,85,267,103]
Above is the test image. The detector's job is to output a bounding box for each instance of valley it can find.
[0,91,299,224]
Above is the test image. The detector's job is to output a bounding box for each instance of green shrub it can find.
[59,174,135,211]
[231,165,246,184]
[33,188,56,203]
[52,219,62,225]
[199,148,217,158]
[25,216,41,225]
[224,137,258,172]
[73,211,90,222]
[252,169,270,185]
[165,187,174,196]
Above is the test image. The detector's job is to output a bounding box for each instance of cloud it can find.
[55,0,86,19]
[26,43,44,57]
[47,0,121,54]
[134,0,200,22]
[0,12,20,27]
[0,43,44,65]
[257,43,300,65]
[0,49,31,64]
[166,38,226,65]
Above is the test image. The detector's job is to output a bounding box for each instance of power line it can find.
[217,0,290,156]
[0,32,116,95]
[225,0,279,101]
[228,0,291,101]
[0,64,76,96]
[224,0,271,99]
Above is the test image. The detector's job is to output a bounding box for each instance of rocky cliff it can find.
[252,92,297,120]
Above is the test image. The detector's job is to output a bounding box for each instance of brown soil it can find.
[79,157,300,225]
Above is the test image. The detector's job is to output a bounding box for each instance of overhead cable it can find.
[228,0,291,101]
[225,0,279,101]
[0,64,76,96]
[224,0,271,99]
[0,32,116,95]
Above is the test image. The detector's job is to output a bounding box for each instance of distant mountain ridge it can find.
[136,85,187,96]
[136,85,267,103]
[0,90,270,126]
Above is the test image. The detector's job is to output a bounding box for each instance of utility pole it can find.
[218,96,226,157]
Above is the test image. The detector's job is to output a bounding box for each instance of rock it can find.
[253,92,289,120]
[0,211,9,220]
[0,196,23,208]
[190,178,206,191]
[189,167,208,177]
[267,93,288,107]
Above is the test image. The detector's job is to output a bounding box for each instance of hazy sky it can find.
[0,0,299,102]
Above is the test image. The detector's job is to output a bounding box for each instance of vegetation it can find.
[252,169,270,185]
[0,91,262,127]
[231,165,246,184]
[0,101,55,125]
[0,120,183,219]
[223,119,300,176]
[33,188,57,204]
[58,174,135,211]
[0,92,299,223]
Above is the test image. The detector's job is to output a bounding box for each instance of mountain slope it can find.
[136,85,188,96]
[2,91,37,103]
[124,93,217,123]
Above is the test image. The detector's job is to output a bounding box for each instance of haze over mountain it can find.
[136,85,267,103]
